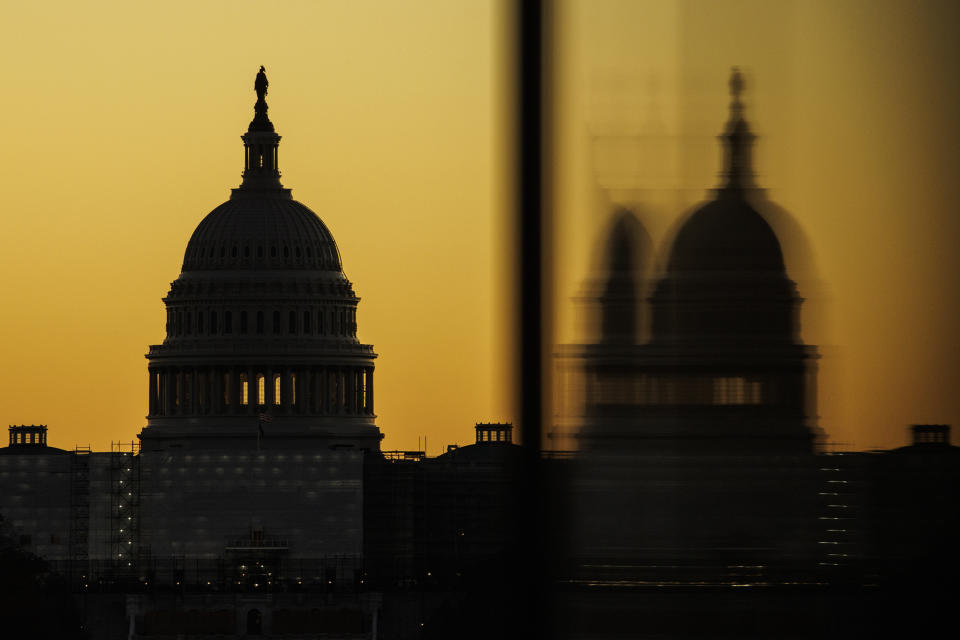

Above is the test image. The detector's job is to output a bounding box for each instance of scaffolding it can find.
[110,440,140,578]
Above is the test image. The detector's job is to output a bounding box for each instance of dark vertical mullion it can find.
[516,1,551,638]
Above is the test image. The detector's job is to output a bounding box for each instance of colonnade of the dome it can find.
[163,304,358,340]
[148,364,373,418]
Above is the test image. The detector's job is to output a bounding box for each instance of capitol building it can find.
[1,68,958,640]
[0,68,521,639]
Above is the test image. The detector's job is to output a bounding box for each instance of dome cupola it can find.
[140,68,381,452]
[651,68,798,344]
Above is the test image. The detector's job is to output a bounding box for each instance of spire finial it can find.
[235,66,288,197]
[255,66,268,102]
[249,65,274,133]
[718,66,756,194]
[729,67,744,105]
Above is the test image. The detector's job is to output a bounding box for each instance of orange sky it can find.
[0,1,957,453]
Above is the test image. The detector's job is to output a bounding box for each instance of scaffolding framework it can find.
[110,440,140,578]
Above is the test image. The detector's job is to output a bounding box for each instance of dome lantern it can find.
[718,67,757,195]
[237,66,288,196]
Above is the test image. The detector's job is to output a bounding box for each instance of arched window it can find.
[256,374,265,406]
[240,373,249,405]
[273,374,281,406]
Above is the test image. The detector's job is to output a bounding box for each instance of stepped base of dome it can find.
[138,416,382,452]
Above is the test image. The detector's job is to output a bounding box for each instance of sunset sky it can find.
[1,0,957,453]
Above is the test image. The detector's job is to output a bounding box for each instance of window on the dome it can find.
[256,374,265,406]
[273,374,281,406]
[240,373,248,406]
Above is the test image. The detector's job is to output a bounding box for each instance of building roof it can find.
[181,196,342,272]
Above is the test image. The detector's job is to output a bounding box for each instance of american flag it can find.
[258,413,273,423]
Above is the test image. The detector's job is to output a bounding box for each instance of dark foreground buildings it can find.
[1,69,958,639]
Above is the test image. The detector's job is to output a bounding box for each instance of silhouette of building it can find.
[0,69,526,640]
[552,70,960,639]
[1,68,959,639]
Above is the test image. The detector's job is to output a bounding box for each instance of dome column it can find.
[265,366,275,410]
[248,366,258,413]
[295,367,305,414]
[313,367,323,414]
[163,370,174,416]
[212,367,222,414]
[233,368,244,415]
[366,367,374,415]
[148,368,158,416]
[281,367,292,414]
